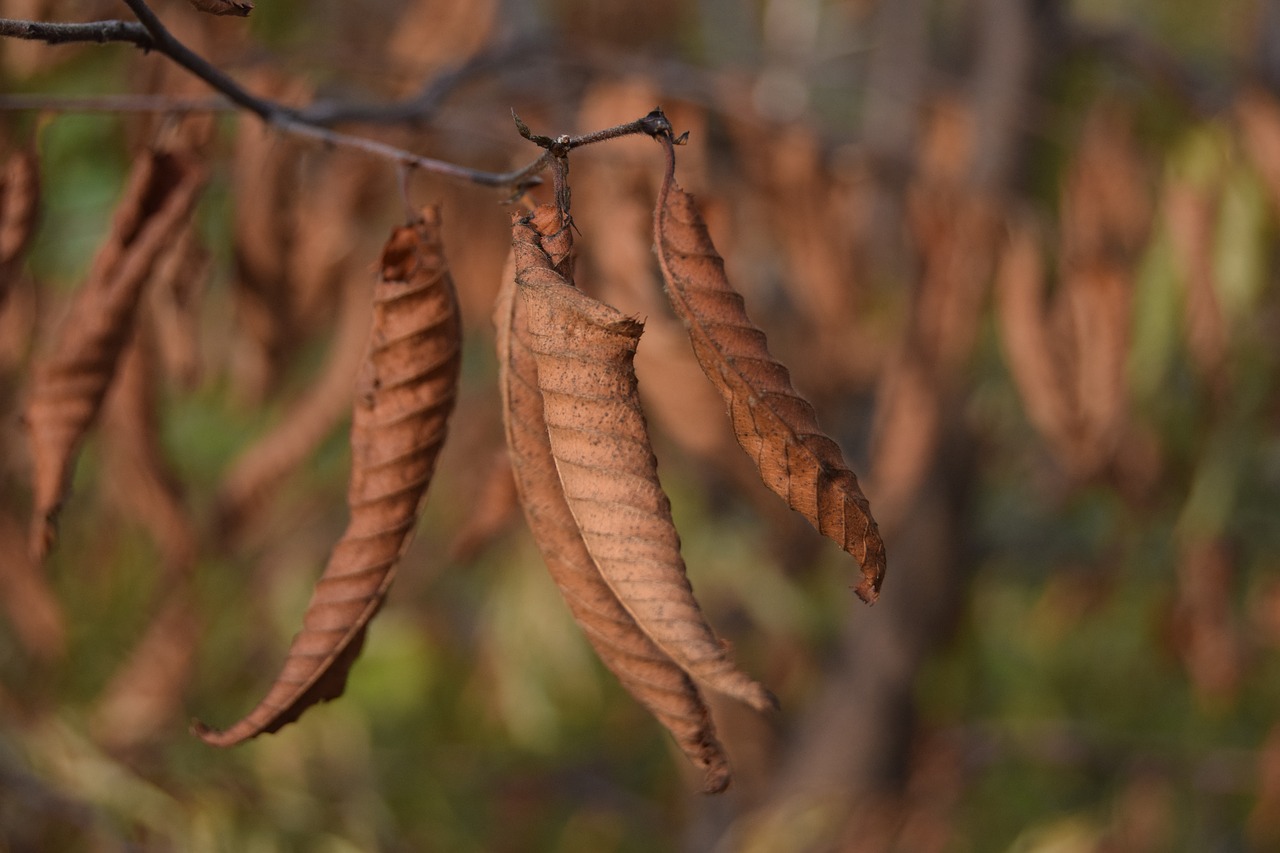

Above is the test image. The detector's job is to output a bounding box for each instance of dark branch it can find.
[0,17,153,49]
[0,5,547,190]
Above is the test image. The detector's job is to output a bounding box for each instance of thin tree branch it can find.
[0,5,681,191]
[0,8,543,189]
[0,93,233,113]
[0,17,152,48]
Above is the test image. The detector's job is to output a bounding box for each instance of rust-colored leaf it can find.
[194,206,461,746]
[653,143,886,602]
[23,148,205,561]
[215,271,373,544]
[446,448,521,564]
[186,0,252,16]
[1164,181,1228,385]
[515,206,775,715]
[91,586,200,752]
[496,234,731,792]
[994,220,1078,461]
[145,219,208,390]
[102,330,198,573]
[0,511,65,662]
[0,146,39,305]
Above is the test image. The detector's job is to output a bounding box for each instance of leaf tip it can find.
[190,718,238,747]
[702,763,732,794]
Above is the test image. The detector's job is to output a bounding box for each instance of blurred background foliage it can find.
[3,0,1280,850]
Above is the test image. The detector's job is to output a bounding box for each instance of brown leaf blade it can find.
[514,207,775,715]
[653,149,886,602]
[194,207,461,746]
[186,0,253,15]
[0,146,40,305]
[24,148,205,561]
[496,234,731,792]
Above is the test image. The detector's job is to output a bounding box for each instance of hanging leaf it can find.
[186,0,253,16]
[514,206,775,714]
[24,148,205,561]
[496,229,732,792]
[215,272,374,543]
[194,207,461,746]
[653,141,886,602]
[0,146,40,305]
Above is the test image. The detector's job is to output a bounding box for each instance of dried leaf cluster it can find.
[3,90,884,789]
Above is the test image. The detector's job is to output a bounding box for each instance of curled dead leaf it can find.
[194,207,461,746]
[514,206,775,715]
[186,0,253,15]
[24,148,205,561]
[497,233,732,792]
[653,141,885,602]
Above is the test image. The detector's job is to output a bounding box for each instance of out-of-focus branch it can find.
[0,8,546,190]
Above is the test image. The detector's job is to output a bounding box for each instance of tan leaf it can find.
[0,511,65,662]
[446,447,521,564]
[214,270,373,544]
[24,148,205,561]
[186,0,252,15]
[102,329,198,574]
[91,587,200,752]
[496,235,731,792]
[515,206,775,714]
[994,220,1079,462]
[194,207,461,746]
[0,146,39,304]
[653,147,886,602]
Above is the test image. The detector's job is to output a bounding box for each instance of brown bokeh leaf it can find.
[496,234,731,792]
[0,146,39,305]
[214,270,374,544]
[186,0,252,16]
[0,510,65,662]
[194,207,461,746]
[23,148,205,561]
[514,206,775,715]
[653,144,886,602]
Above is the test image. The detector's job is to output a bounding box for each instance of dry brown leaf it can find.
[446,448,521,564]
[867,351,940,535]
[1237,87,1280,219]
[514,206,775,714]
[144,217,207,389]
[1062,263,1130,467]
[227,79,309,402]
[1164,181,1228,384]
[496,236,731,792]
[103,330,199,573]
[0,510,65,662]
[90,587,200,751]
[215,270,374,544]
[194,206,461,746]
[0,147,39,304]
[653,145,885,602]
[994,220,1079,461]
[23,148,205,562]
[186,0,252,15]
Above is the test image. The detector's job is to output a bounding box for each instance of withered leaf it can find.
[186,0,253,15]
[514,206,775,715]
[215,272,373,543]
[653,144,886,602]
[24,148,205,562]
[496,229,731,792]
[0,147,39,304]
[194,207,461,746]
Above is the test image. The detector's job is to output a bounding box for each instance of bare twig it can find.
[0,94,232,113]
[0,8,544,190]
[0,17,152,48]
